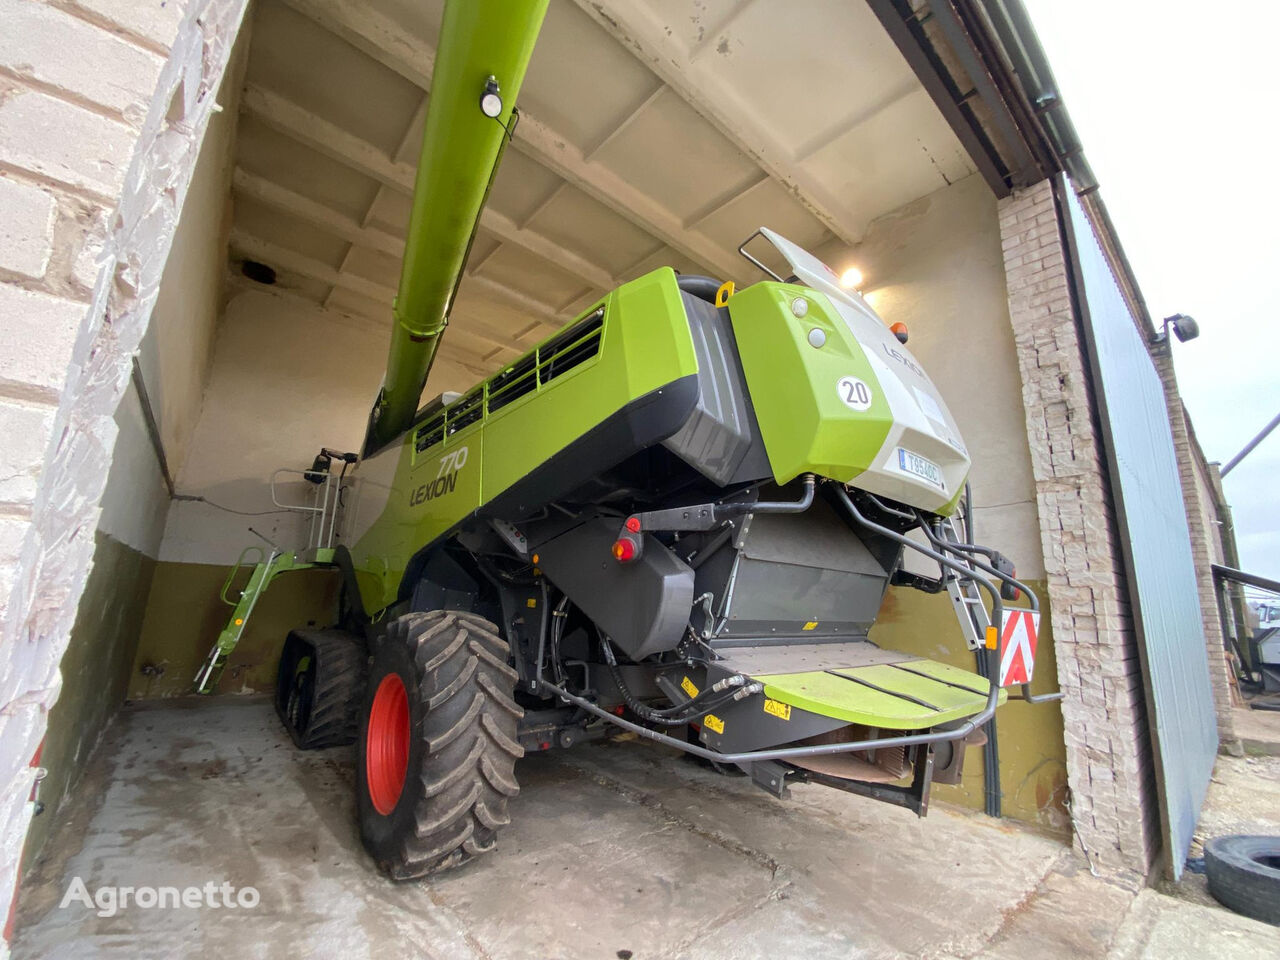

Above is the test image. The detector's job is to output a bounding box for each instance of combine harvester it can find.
[196,0,1058,878]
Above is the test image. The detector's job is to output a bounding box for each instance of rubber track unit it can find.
[275,628,367,750]
[1204,834,1280,926]
[358,610,523,879]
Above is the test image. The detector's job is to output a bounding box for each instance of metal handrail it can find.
[269,468,341,551]
[219,545,265,606]
[539,678,999,764]
[736,229,784,281]
[837,486,1062,707]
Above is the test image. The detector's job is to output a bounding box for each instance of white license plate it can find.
[897,448,944,488]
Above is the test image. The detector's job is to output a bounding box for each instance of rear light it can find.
[1001,564,1021,602]
[625,516,641,533]
[612,538,637,562]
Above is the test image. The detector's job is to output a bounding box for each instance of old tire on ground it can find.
[1205,834,1280,926]
[275,628,367,749]
[357,610,523,880]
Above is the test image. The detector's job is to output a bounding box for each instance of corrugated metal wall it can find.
[1060,178,1218,880]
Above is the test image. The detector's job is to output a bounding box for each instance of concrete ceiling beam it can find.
[572,0,865,244]
[227,228,552,357]
[277,0,743,280]
[232,171,564,333]
[233,169,401,257]
[239,84,618,295]
[224,270,497,380]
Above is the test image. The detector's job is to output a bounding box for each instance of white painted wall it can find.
[160,285,476,564]
[135,31,244,481]
[93,35,245,564]
[97,381,170,557]
[819,174,1044,577]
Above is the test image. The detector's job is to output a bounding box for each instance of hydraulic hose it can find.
[915,512,1039,612]
[599,639,751,725]
[540,677,1000,765]
[599,638,686,726]
[832,486,1005,631]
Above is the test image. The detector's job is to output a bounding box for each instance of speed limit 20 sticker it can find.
[836,376,873,412]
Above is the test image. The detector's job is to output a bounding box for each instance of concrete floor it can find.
[11,699,1280,959]
[1233,700,1280,756]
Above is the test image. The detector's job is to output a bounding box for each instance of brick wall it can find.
[0,0,175,616]
[0,2,246,948]
[998,180,1157,883]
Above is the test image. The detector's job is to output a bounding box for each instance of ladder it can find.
[194,546,330,694]
[941,517,997,652]
[192,459,347,693]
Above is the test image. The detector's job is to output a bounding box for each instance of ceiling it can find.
[226,0,979,379]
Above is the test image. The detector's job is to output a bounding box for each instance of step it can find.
[718,640,1000,729]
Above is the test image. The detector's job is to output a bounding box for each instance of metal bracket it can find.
[796,746,934,817]
[743,760,791,798]
[615,476,815,562]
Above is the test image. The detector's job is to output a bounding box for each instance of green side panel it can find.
[727,283,894,484]
[482,269,696,498]
[758,658,1004,729]
[349,269,699,614]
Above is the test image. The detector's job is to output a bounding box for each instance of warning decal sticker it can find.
[763,699,792,721]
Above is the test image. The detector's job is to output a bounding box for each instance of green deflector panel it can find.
[758,658,1003,729]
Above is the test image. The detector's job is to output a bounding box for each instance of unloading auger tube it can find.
[363,0,550,454]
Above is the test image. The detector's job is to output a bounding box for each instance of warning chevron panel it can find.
[998,610,1039,687]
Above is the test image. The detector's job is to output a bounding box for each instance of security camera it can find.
[1152,313,1199,345]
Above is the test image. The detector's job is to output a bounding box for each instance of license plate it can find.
[897,448,943,488]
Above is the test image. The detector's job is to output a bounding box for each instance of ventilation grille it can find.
[414,413,445,454]
[414,306,605,458]
[538,308,604,385]
[487,352,537,413]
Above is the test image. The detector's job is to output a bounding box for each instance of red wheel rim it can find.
[366,673,410,815]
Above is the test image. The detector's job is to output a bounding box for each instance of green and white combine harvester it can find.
[196,0,1059,878]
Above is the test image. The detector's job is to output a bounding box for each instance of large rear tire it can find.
[275,628,367,749]
[357,611,523,879]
